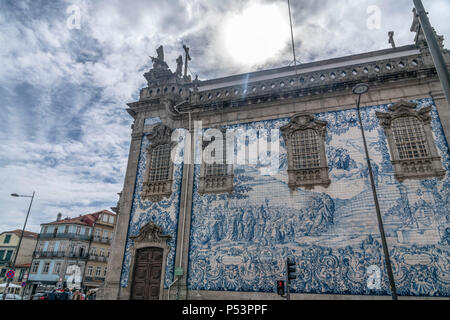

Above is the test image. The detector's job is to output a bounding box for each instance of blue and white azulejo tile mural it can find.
[187,98,450,297]
[120,118,184,288]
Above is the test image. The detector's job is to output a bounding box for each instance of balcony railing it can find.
[38,233,92,241]
[88,255,108,262]
[66,252,89,259]
[84,276,105,283]
[92,236,111,244]
[33,251,66,258]
[32,251,89,260]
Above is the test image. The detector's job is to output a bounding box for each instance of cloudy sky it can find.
[0,0,449,233]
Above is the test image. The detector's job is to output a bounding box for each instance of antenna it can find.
[287,0,300,72]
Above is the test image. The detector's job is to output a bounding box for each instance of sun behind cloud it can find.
[221,1,291,66]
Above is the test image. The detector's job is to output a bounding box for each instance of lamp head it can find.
[11,193,19,197]
[352,83,370,95]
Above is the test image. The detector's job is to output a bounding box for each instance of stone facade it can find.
[100,36,450,300]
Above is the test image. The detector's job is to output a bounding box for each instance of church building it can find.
[100,14,450,300]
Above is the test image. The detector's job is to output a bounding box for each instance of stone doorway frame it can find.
[128,221,171,300]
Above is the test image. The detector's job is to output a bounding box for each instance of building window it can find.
[376,101,445,182]
[95,230,101,238]
[149,145,171,181]
[76,226,81,235]
[54,263,61,274]
[43,226,48,234]
[79,246,86,257]
[87,265,93,276]
[18,269,25,281]
[100,249,105,257]
[281,113,330,189]
[104,267,107,277]
[0,269,6,278]
[108,216,114,224]
[199,127,234,194]
[48,242,54,252]
[291,129,321,169]
[4,234,11,244]
[141,124,175,202]
[84,228,89,236]
[42,262,50,274]
[91,247,97,256]
[4,250,13,262]
[64,226,69,234]
[392,117,429,160]
[95,267,101,277]
[102,214,108,222]
[103,231,109,239]
[0,250,4,261]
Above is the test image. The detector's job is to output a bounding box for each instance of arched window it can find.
[391,116,429,160]
[141,124,175,202]
[199,127,234,194]
[376,101,445,182]
[281,113,330,190]
[291,129,321,169]
[149,144,171,181]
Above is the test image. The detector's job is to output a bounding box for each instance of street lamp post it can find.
[352,84,398,300]
[413,0,450,108]
[2,192,35,300]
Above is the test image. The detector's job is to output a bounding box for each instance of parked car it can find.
[31,292,48,300]
[3,294,23,300]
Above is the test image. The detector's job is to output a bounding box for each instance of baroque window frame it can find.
[198,127,234,195]
[376,100,445,182]
[281,112,330,190]
[141,123,175,202]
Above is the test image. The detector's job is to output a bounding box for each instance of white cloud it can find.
[0,0,448,233]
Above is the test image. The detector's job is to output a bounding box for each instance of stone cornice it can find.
[376,100,433,127]
[186,54,432,109]
[197,45,419,89]
[125,44,446,120]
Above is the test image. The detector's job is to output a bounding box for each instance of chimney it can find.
[57,212,62,222]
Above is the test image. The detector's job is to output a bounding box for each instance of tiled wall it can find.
[120,127,183,288]
[187,98,450,297]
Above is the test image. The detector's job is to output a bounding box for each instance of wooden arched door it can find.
[130,247,163,300]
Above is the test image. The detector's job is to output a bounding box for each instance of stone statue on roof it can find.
[175,55,183,76]
[410,8,427,48]
[388,31,396,49]
[150,45,169,69]
[410,8,444,50]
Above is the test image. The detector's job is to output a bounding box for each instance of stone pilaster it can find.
[172,122,196,300]
[98,120,144,300]
[430,90,450,143]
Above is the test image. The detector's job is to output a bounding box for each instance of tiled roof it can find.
[41,210,115,226]
[1,229,38,239]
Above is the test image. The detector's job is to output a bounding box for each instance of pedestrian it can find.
[61,288,70,300]
[72,289,81,300]
[48,289,57,300]
[88,290,96,300]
